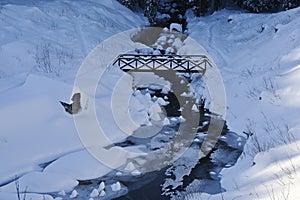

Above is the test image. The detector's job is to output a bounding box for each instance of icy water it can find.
[79,4,246,198]
[51,87,245,200]
[112,88,245,199]
[114,107,244,199]
[114,134,244,200]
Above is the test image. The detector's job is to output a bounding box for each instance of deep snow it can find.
[185,6,300,200]
[0,0,300,199]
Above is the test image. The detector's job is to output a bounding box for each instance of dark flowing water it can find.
[49,86,245,200]
[112,88,245,200]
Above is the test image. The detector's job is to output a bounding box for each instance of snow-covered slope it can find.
[186,7,300,200]
[1,0,300,199]
[0,1,148,199]
[0,0,146,90]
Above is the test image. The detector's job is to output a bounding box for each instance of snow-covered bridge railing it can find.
[113,54,211,74]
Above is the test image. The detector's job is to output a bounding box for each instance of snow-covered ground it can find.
[0,1,148,199]
[0,0,146,89]
[0,0,300,199]
[186,7,300,200]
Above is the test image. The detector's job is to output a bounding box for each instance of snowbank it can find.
[0,0,148,198]
[187,6,300,199]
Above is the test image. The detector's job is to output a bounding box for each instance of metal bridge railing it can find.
[113,54,212,74]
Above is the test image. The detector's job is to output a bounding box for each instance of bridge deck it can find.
[113,54,211,74]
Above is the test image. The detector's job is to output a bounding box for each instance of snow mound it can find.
[90,188,99,198]
[111,182,121,192]
[98,181,105,191]
[69,189,78,199]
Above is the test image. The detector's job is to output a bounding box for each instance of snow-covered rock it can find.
[149,104,162,121]
[90,189,99,198]
[145,92,152,99]
[111,182,121,192]
[163,117,170,125]
[155,97,169,106]
[153,49,161,55]
[170,117,177,121]
[167,38,174,44]
[209,171,216,176]
[193,138,201,143]
[181,91,193,97]
[178,107,183,112]
[69,190,78,199]
[99,190,106,197]
[166,47,175,54]
[173,38,183,49]
[116,171,123,176]
[131,169,142,176]
[58,190,66,196]
[170,23,182,32]
[98,181,105,191]
[191,104,199,112]
[124,162,136,171]
[163,27,169,32]
[158,36,167,43]
[179,116,186,123]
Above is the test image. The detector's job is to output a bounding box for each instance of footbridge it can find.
[113,54,212,74]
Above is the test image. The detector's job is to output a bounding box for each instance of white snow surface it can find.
[90,188,99,198]
[69,189,78,198]
[0,0,145,88]
[111,181,121,192]
[0,0,147,199]
[184,6,300,200]
[98,181,105,191]
[0,0,300,199]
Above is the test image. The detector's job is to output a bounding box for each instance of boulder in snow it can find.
[163,117,170,126]
[131,169,141,176]
[111,181,121,192]
[69,190,78,199]
[124,162,135,171]
[192,104,199,112]
[90,188,99,198]
[116,171,122,176]
[170,23,182,32]
[179,116,186,122]
[99,190,106,197]
[98,181,105,191]
[58,190,66,196]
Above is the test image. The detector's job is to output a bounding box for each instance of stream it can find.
[54,83,245,200]
[61,2,246,199]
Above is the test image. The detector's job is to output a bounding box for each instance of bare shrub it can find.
[245,118,256,134]
[246,133,275,157]
[263,76,280,99]
[55,46,73,66]
[15,180,28,200]
[265,181,291,200]
[243,114,296,158]
[246,85,261,99]
[35,43,53,74]
[241,67,254,78]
